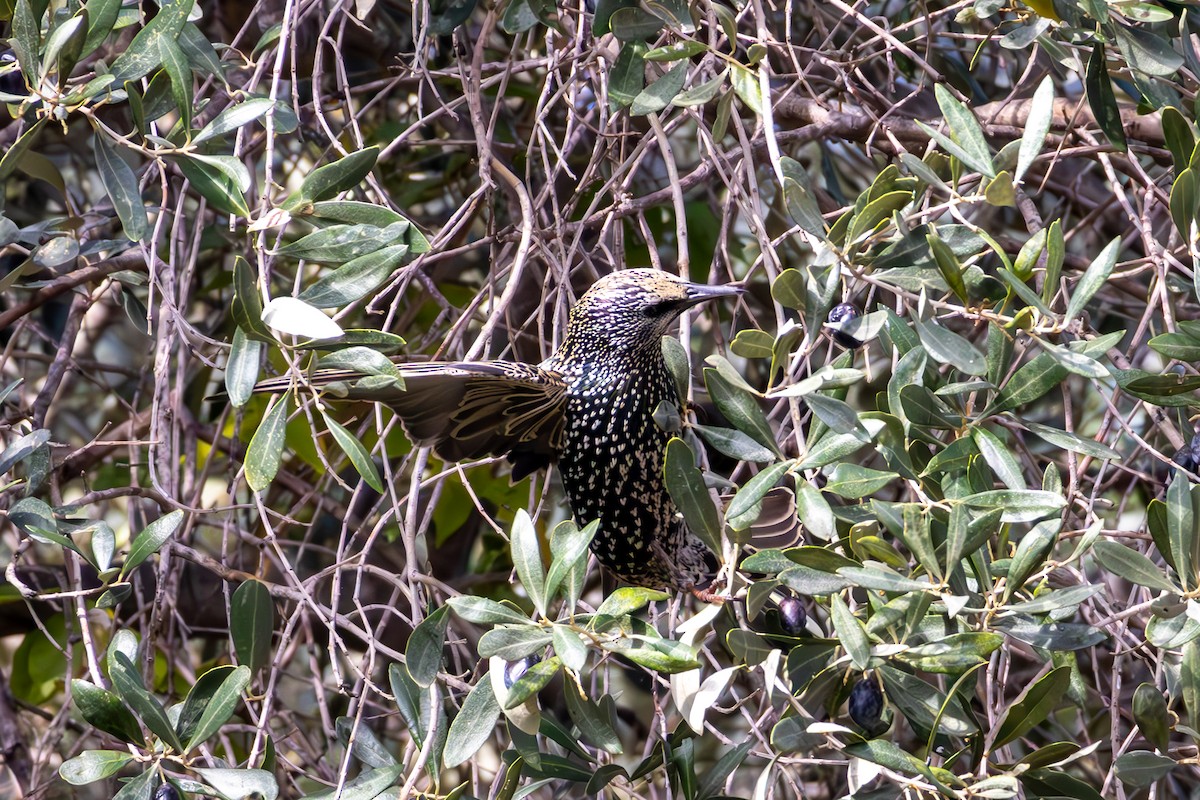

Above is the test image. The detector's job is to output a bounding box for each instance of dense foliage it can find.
[3,0,1200,796]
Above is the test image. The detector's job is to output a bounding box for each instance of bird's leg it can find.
[690,586,727,604]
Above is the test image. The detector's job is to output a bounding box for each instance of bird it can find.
[252,269,745,591]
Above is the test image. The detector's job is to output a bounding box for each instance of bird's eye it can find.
[643,300,677,317]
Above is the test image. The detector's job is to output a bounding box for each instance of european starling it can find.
[255,269,744,591]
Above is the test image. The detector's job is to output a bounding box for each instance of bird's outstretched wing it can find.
[255,362,569,479]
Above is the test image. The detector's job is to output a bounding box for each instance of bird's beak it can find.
[682,281,746,309]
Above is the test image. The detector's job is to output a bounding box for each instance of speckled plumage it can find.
[256,269,743,590]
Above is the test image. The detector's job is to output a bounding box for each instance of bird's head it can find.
[564,269,744,355]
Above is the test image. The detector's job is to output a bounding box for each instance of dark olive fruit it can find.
[848,678,884,729]
[154,784,181,800]
[503,656,538,688]
[1173,432,1200,473]
[0,51,23,97]
[777,595,807,636]
[826,303,864,349]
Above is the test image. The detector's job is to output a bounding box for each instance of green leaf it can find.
[971,427,1024,490]
[643,40,708,61]
[10,0,40,86]
[1092,540,1178,593]
[121,509,184,579]
[297,242,410,309]
[110,652,185,752]
[794,481,834,541]
[1024,422,1121,460]
[59,750,134,785]
[245,396,289,491]
[545,519,597,606]
[407,605,451,688]
[837,566,933,593]
[914,319,986,375]
[194,97,276,144]
[960,489,1065,523]
[663,438,722,552]
[1086,44,1127,151]
[1133,683,1170,753]
[224,328,263,408]
[1016,77,1054,183]
[931,83,995,178]
[83,0,124,59]
[829,594,870,669]
[995,619,1106,651]
[447,596,532,626]
[1114,24,1183,77]
[1168,470,1196,591]
[503,657,560,708]
[771,269,806,310]
[0,118,48,185]
[283,146,381,211]
[879,665,977,736]
[672,70,726,108]
[0,428,50,475]
[477,627,552,660]
[277,223,408,263]
[927,233,968,302]
[1004,584,1102,615]
[179,665,252,752]
[897,633,1003,673]
[231,256,272,342]
[109,0,191,82]
[443,677,501,768]
[703,367,778,453]
[321,412,384,492]
[1164,106,1196,170]
[335,717,399,769]
[8,497,79,555]
[510,509,547,617]
[564,682,622,754]
[693,424,775,463]
[991,666,1071,748]
[1064,237,1119,325]
[1114,751,1176,787]
[1005,521,1058,596]
[610,635,699,673]
[1171,169,1197,240]
[231,579,274,673]
[778,564,852,595]
[730,63,763,115]
[990,352,1068,413]
[158,35,192,133]
[92,132,146,241]
[595,587,668,617]
[70,680,144,744]
[804,392,864,435]
[174,154,250,217]
[726,461,793,531]
[630,61,688,115]
[112,768,158,800]
[608,41,647,108]
[824,464,896,499]
[192,767,279,800]
[1185,639,1200,735]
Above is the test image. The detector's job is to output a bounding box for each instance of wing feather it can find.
[253,361,568,477]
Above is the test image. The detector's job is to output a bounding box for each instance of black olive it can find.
[503,656,538,688]
[848,677,884,730]
[777,595,807,636]
[0,51,24,97]
[154,784,182,800]
[826,303,864,349]
[1173,432,1200,473]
